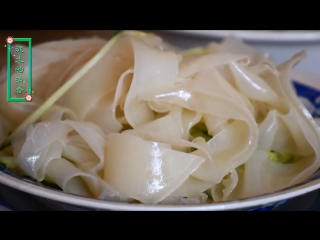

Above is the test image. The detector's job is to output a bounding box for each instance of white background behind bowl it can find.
[156,31,320,78]
[170,31,320,42]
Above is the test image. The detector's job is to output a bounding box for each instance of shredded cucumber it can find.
[267,150,295,164]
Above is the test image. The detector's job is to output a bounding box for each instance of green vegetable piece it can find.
[267,150,294,164]
[239,164,245,170]
[0,157,18,169]
[191,131,212,142]
[0,157,29,176]
[43,175,55,184]
[181,47,214,57]
[126,31,154,38]
[0,156,58,187]
[190,122,212,142]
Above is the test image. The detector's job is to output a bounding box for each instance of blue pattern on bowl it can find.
[242,200,288,211]
[292,81,320,118]
[0,195,15,211]
[0,79,320,211]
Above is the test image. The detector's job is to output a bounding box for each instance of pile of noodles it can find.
[0,31,319,205]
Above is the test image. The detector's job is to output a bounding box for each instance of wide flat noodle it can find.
[171,176,213,198]
[211,170,239,202]
[57,36,134,121]
[45,158,94,197]
[85,69,133,133]
[178,52,249,79]
[208,36,269,65]
[0,38,105,127]
[123,35,181,128]
[141,68,258,184]
[232,52,320,199]
[123,109,212,156]
[11,118,120,200]
[104,132,205,204]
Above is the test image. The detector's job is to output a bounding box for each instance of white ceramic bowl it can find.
[1,70,320,211]
[170,31,320,42]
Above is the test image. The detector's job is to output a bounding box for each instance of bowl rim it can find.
[167,30,320,42]
[1,70,320,211]
[1,168,320,211]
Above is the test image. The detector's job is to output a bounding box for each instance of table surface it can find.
[0,30,319,210]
